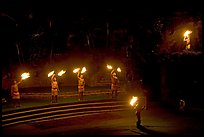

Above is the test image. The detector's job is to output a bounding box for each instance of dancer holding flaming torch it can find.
[48,70,65,103]
[50,73,59,103]
[130,96,145,128]
[11,72,30,108]
[78,67,86,101]
[73,67,86,101]
[107,64,120,98]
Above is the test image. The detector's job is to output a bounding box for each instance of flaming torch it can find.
[58,70,66,76]
[81,67,86,73]
[21,72,30,80]
[107,64,113,70]
[48,71,55,77]
[184,30,192,39]
[117,67,121,72]
[73,68,80,73]
[130,96,138,107]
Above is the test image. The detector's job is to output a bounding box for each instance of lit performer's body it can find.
[77,71,85,101]
[51,74,59,103]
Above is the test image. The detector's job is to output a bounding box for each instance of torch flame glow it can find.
[81,67,86,73]
[73,68,80,73]
[107,64,112,70]
[58,70,66,76]
[130,96,138,106]
[48,71,55,77]
[117,67,121,72]
[21,72,30,80]
[184,30,192,37]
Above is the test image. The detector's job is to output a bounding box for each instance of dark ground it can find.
[2,89,204,136]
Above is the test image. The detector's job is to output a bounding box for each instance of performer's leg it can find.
[51,95,54,103]
[55,95,58,103]
[18,99,21,107]
[13,99,17,108]
[115,90,118,98]
[111,90,114,98]
[136,111,141,128]
[78,91,81,101]
[81,91,83,100]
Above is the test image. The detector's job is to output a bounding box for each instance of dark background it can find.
[1,0,203,107]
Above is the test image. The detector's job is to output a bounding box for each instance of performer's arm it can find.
[17,79,22,85]
[51,74,55,81]
[77,71,80,79]
[111,69,115,75]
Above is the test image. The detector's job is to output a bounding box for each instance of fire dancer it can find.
[184,30,192,50]
[11,79,22,108]
[77,71,85,101]
[51,73,59,103]
[11,72,30,108]
[110,69,119,98]
[130,96,145,128]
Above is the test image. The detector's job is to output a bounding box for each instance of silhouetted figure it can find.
[110,69,119,98]
[179,99,185,112]
[133,97,145,128]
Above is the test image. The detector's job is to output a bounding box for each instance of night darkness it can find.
[1,1,204,136]
[1,0,203,102]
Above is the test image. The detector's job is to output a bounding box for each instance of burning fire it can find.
[107,64,112,70]
[73,67,86,73]
[117,67,121,72]
[48,71,55,77]
[184,30,192,38]
[73,68,80,73]
[58,70,66,76]
[21,72,30,80]
[81,67,86,73]
[130,96,138,106]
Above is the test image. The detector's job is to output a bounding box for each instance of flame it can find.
[58,70,66,76]
[48,71,55,77]
[117,67,121,72]
[184,30,192,37]
[81,67,86,73]
[130,96,138,106]
[73,68,80,73]
[21,72,30,80]
[107,64,112,70]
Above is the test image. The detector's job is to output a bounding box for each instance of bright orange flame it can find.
[117,67,121,72]
[81,67,86,73]
[130,96,138,106]
[21,72,30,80]
[184,30,192,37]
[48,71,54,77]
[58,70,66,76]
[107,64,112,69]
[73,68,80,73]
